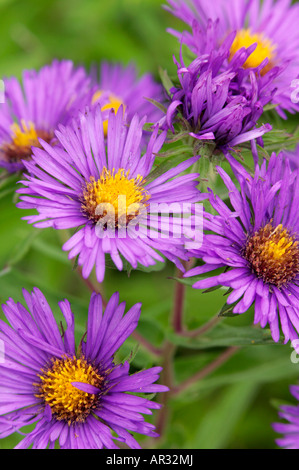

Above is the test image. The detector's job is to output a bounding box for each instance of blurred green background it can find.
[1,0,299,450]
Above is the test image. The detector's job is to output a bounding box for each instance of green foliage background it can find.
[0,0,299,449]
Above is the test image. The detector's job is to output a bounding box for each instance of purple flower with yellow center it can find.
[0,288,168,449]
[273,384,299,449]
[0,60,91,173]
[185,152,299,345]
[17,106,200,282]
[163,39,272,152]
[165,0,299,117]
[90,62,164,136]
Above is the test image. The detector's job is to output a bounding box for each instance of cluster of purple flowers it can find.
[0,0,299,450]
[161,34,273,153]
[166,0,299,118]
[161,0,299,161]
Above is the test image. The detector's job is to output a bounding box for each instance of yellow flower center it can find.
[92,90,125,136]
[35,356,103,425]
[1,120,53,163]
[230,29,276,75]
[81,167,150,227]
[244,223,299,287]
[11,120,39,148]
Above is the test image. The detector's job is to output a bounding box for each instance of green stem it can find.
[177,314,221,338]
[155,341,176,439]
[131,330,163,357]
[172,268,186,333]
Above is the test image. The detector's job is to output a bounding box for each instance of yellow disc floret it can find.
[230,29,276,75]
[244,223,299,287]
[81,167,150,227]
[35,356,103,425]
[11,120,39,149]
[1,119,53,163]
[92,90,125,135]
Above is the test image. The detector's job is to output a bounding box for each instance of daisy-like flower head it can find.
[185,152,299,345]
[273,384,299,449]
[89,62,164,136]
[0,288,168,449]
[17,106,201,283]
[162,36,272,153]
[165,0,299,117]
[0,60,91,173]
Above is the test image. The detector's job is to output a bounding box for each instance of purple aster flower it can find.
[185,151,299,345]
[162,36,272,154]
[17,105,201,282]
[89,62,164,136]
[0,60,91,173]
[273,384,299,449]
[165,0,299,117]
[284,144,299,170]
[0,288,168,449]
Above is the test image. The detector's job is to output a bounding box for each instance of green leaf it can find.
[135,260,166,273]
[0,186,16,200]
[32,237,70,265]
[145,153,190,184]
[0,230,39,275]
[120,343,140,365]
[185,381,258,449]
[218,300,240,317]
[158,66,175,95]
[178,355,299,399]
[0,172,20,190]
[167,323,278,350]
[270,398,295,412]
[263,103,279,112]
[144,97,167,114]
[262,127,299,153]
